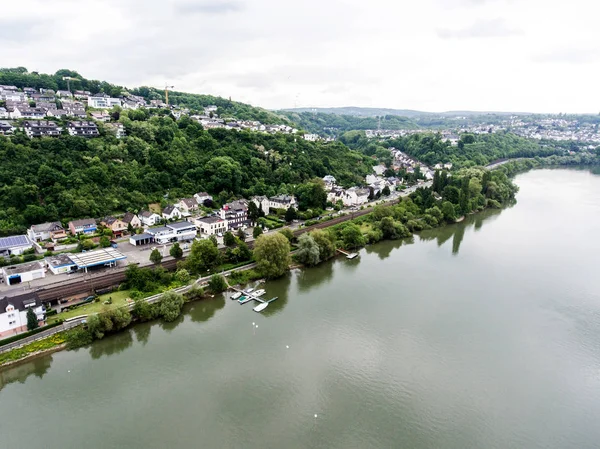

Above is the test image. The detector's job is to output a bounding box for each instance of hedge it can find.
[0,320,64,348]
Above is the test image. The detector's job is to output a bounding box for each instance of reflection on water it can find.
[132,322,151,345]
[89,328,134,360]
[296,262,334,294]
[364,237,414,260]
[418,208,503,255]
[0,355,53,391]
[262,272,292,317]
[188,295,226,323]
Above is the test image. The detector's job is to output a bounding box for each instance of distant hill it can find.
[282,107,527,118]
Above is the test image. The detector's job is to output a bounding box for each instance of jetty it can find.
[229,286,279,309]
[337,249,359,259]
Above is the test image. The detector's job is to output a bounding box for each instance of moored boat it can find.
[253,289,266,297]
[253,302,268,312]
[231,292,242,300]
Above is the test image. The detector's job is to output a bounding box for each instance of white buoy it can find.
[256,325,258,329]
[286,345,289,349]
[314,414,318,418]
[68,370,71,373]
[252,322,255,326]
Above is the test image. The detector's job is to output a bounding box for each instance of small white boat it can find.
[231,292,242,300]
[245,287,254,294]
[253,289,266,297]
[253,302,269,313]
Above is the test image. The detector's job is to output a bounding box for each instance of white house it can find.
[0,107,8,119]
[0,292,46,339]
[251,196,270,216]
[146,221,197,244]
[27,222,67,242]
[366,174,379,185]
[268,195,297,210]
[45,253,77,275]
[0,235,33,257]
[193,192,213,205]
[373,164,387,176]
[195,216,228,236]
[303,134,320,141]
[323,175,337,188]
[1,261,46,286]
[138,211,162,227]
[162,205,183,221]
[220,200,249,229]
[87,95,121,109]
[342,187,370,206]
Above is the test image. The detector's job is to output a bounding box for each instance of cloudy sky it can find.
[2,0,599,113]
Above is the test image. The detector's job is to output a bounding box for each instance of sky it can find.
[2,0,599,113]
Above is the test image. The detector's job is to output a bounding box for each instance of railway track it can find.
[33,204,388,302]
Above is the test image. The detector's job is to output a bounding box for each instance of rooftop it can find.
[67,248,127,269]
[2,261,44,276]
[0,235,31,251]
[45,253,76,268]
[167,221,196,230]
[0,291,41,313]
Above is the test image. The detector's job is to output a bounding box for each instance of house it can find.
[129,233,155,246]
[12,107,47,119]
[105,122,126,138]
[45,253,77,275]
[303,133,320,141]
[0,235,33,257]
[27,222,67,242]
[138,211,162,227]
[195,216,228,236]
[323,175,337,187]
[146,221,197,244]
[67,121,99,137]
[0,107,8,119]
[23,120,61,137]
[46,109,68,118]
[0,121,13,135]
[122,212,142,229]
[100,217,128,237]
[1,261,46,287]
[174,198,199,214]
[373,164,387,176]
[36,101,57,110]
[87,95,121,109]
[64,107,87,118]
[366,174,379,185]
[73,90,91,99]
[193,192,213,205]
[0,292,45,339]
[268,195,297,210]
[90,111,111,122]
[251,196,270,216]
[68,218,97,235]
[219,200,249,229]
[56,90,73,98]
[162,205,182,221]
[342,187,370,206]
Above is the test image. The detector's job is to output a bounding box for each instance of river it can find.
[1,168,600,449]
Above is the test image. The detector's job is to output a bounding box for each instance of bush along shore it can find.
[0,167,517,367]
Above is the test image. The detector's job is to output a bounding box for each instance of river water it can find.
[1,168,600,449]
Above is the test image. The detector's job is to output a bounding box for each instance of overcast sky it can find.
[2,0,599,113]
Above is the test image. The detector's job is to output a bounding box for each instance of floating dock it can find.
[337,249,359,259]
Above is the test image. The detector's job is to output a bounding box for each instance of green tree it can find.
[342,224,365,249]
[253,233,291,279]
[236,228,246,242]
[158,291,185,322]
[253,226,263,239]
[296,181,327,210]
[311,229,336,261]
[133,298,156,322]
[174,268,190,283]
[26,307,39,331]
[295,233,321,266]
[382,185,391,196]
[186,239,221,273]
[441,201,457,222]
[223,231,236,247]
[285,206,297,222]
[150,248,163,265]
[208,274,227,293]
[170,242,183,259]
[209,235,218,247]
[278,228,295,243]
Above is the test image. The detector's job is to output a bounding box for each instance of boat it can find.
[231,292,242,300]
[245,287,254,294]
[346,253,358,260]
[239,296,254,304]
[253,302,269,313]
[237,295,247,303]
[253,289,266,297]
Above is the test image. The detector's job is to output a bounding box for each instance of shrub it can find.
[158,292,185,322]
[208,274,228,293]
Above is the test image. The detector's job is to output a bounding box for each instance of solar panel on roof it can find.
[0,235,30,250]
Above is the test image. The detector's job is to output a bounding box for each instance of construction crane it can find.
[62,76,78,93]
[165,84,174,105]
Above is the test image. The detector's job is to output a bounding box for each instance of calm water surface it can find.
[1,168,600,449]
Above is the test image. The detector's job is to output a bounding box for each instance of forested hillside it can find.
[278,111,418,136]
[0,67,286,124]
[0,112,371,235]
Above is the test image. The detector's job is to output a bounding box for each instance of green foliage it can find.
[253,226,263,239]
[169,242,183,259]
[296,181,327,211]
[174,268,191,284]
[379,217,411,240]
[310,229,337,261]
[223,231,236,247]
[278,228,295,243]
[208,274,228,293]
[86,307,132,340]
[158,292,185,322]
[236,228,246,242]
[253,233,291,279]
[186,239,221,274]
[133,298,156,322]
[125,264,173,292]
[149,248,163,265]
[99,235,111,248]
[342,224,366,249]
[284,206,297,222]
[209,235,218,247]
[295,233,321,266]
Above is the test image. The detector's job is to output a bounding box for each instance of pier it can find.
[228,285,278,307]
[336,249,359,259]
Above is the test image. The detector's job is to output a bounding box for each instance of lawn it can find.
[48,290,133,323]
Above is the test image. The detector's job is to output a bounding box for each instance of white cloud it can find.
[2,0,600,113]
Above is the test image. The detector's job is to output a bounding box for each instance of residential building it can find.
[195,216,228,236]
[63,107,87,118]
[146,221,197,244]
[251,196,270,216]
[122,212,142,229]
[303,133,320,141]
[1,261,46,287]
[68,218,97,235]
[342,187,370,206]
[12,107,47,119]
[73,90,91,99]
[0,235,33,257]
[0,292,45,339]
[193,192,213,205]
[175,198,199,214]
[100,217,128,237]
[36,101,57,110]
[23,120,61,137]
[220,200,249,229]
[162,205,183,221]
[87,95,121,109]
[268,195,297,210]
[56,90,73,98]
[67,121,99,137]
[0,107,8,119]
[90,111,111,122]
[0,121,13,135]
[138,211,162,227]
[27,222,67,242]
[105,122,125,138]
[323,175,337,188]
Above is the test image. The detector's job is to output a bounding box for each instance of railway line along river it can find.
[1,167,600,449]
